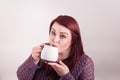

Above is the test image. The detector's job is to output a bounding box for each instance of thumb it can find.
[58,61,66,67]
[58,60,69,74]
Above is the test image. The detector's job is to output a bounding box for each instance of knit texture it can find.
[17,54,94,80]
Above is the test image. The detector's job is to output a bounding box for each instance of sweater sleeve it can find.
[59,72,75,80]
[79,55,94,80]
[16,55,42,80]
[59,54,94,80]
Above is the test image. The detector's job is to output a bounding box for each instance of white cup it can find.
[41,44,58,62]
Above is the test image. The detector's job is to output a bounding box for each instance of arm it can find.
[59,54,94,80]
[59,72,74,80]
[17,44,44,80]
[79,55,94,80]
[16,55,42,80]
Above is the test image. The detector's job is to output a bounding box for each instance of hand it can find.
[48,61,69,76]
[31,44,44,64]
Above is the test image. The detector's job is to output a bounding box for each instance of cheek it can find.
[62,36,72,47]
[59,39,71,50]
[62,40,71,47]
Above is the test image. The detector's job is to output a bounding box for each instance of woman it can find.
[17,15,94,80]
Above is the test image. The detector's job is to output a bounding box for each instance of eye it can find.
[60,35,66,39]
[50,31,56,36]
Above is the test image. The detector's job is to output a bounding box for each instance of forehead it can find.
[51,22,71,34]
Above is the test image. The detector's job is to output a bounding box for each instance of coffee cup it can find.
[41,44,58,62]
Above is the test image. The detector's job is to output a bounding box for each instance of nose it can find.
[54,36,59,43]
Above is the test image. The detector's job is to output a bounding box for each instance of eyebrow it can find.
[51,28,69,35]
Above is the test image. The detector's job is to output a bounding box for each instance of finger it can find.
[40,45,44,49]
[48,63,62,73]
[48,62,57,66]
[48,62,60,69]
[32,52,40,58]
[33,47,42,53]
[58,61,66,67]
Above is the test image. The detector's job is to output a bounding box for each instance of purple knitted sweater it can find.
[17,54,94,80]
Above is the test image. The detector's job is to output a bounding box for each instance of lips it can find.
[52,44,58,47]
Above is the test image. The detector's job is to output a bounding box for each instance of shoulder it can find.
[72,54,94,79]
[71,54,94,79]
[78,54,94,73]
[80,54,94,64]
[75,54,94,69]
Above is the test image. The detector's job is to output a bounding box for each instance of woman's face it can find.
[49,22,72,60]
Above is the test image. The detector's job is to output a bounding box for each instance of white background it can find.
[0,0,120,80]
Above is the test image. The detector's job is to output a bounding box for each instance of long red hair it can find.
[49,15,84,71]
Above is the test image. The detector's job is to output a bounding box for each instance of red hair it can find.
[49,15,84,71]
